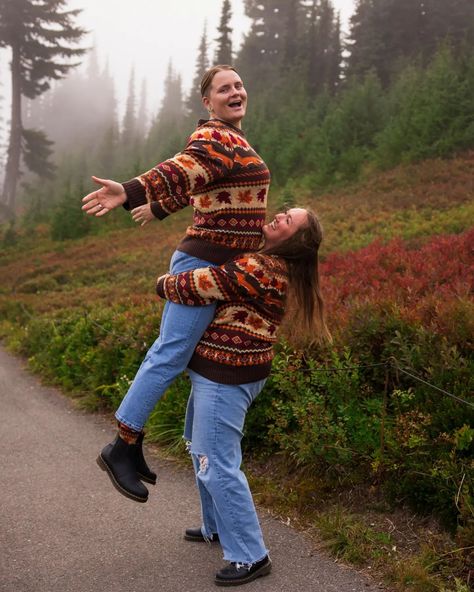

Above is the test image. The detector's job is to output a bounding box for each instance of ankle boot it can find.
[131,432,157,485]
[97,435,149,503]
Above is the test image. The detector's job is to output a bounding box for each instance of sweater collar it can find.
[197,118,246,138]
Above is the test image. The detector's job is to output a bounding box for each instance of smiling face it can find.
[262,208,309,249]
[202,69,247,128]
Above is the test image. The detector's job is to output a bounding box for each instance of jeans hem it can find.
[222,550,269,565]
[115,412,143,433]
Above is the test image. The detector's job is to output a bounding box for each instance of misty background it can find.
[0,0,472,228]
[0,0,355,182]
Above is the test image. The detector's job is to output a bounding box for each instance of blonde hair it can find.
[200,65,238,97]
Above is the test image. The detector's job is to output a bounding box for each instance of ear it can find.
[202,96,212,113]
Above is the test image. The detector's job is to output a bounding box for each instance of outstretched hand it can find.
[131,204,155,226]
[81,176,127,216]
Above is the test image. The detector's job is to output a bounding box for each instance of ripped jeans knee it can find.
[197,454,209,475]
[186,441,210,477]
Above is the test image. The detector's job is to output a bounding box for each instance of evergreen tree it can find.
[21,128,55,179]
[307,0,342,95]
[136,77,149,141]
[236,0,289,93]
[215,0,233,64]
[50,179,91,240]
[187,23,209,121]
[24,47,116,157]
[122,67,137,146]
[145,62,187,167]
[346,0,474,85]
[0,0,85,215]
[281,0,301,68]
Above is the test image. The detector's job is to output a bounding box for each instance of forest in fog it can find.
[0,0,473,231]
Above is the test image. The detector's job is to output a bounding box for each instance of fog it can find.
[67,0,356,111]
[0,0,356,176]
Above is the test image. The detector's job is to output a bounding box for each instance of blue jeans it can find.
[184,369,269,565]
[115,251,217,431]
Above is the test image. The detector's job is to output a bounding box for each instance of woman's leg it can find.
[187,370,268,565]
[183,390,219,539]
[115,251,217,431]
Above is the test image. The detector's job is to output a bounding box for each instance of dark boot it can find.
[131,432,157,485]
[97,435,149,503]
[215,555,271,586]
[184,527,219,543]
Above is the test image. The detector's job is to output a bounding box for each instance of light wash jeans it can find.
[184,369,269,565]
[115,251,217,431]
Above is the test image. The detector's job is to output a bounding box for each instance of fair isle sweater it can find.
[156,253,288,384]
[123,119,270,265]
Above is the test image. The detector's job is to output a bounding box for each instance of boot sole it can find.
[96,455,148,503]
[184,533,220,543]
[214,561,272,586]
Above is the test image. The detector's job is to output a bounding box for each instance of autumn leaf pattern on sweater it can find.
[122,119,271,265]
[156,253,288,384]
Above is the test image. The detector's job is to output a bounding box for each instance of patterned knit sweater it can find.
[123,119,270,265]
[156,253,288,384]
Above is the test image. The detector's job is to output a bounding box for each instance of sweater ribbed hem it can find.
[122,179,147,211]
[156,276,165,298]
[150,201,170,220]
[188,356,272,385]
[177,236,248,265]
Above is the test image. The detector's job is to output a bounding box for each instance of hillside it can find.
[1,153,473,591]
[2,151,473,306]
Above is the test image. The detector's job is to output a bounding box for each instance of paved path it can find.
[0,347,384,592]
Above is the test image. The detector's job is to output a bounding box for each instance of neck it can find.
[210,115,242,129]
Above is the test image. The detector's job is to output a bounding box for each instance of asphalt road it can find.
[0,347,384,592]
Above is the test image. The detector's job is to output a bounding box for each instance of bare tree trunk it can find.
[2,43,22,216]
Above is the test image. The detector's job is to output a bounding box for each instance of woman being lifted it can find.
[82,65,270,503]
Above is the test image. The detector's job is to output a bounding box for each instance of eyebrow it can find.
[217,81,242,91]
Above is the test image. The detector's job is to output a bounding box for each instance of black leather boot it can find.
[97,435,149,503]
[215,555,271,586]
[184,527,219,542]
[131,432,157,485]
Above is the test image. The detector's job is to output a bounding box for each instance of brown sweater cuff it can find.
[122,179,147,211]
[150,201,170,220]
[156,276,167,297]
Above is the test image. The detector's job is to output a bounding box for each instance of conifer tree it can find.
[236,0,292,92]
[136,77,149,140]
[307,0,341,95]
[122,67,137,146]
[346,0,474,84]
[281,0,301,67]
[146,62,186,165]
[187,23,209,121]
[215,0,233,64]
[0,0,85,215]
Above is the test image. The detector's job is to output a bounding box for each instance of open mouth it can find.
[228,100,243,108]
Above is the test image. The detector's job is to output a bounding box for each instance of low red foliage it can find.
[320,228,474,332]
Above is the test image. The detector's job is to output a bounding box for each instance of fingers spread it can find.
[82,191,97,205]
